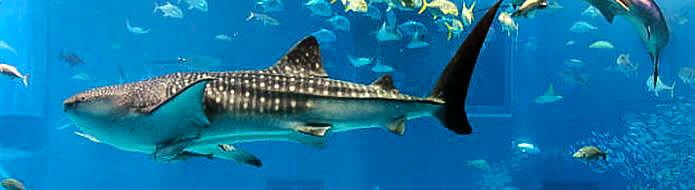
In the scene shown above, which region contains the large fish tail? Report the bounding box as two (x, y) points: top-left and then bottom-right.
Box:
(429, 0), (502, 135)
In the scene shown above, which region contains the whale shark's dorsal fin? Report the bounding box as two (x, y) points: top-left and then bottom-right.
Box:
(543, 84), (556, 96)
(143, 78), (214, 126)
(266, 36), (329, 77)
(370, 75), (397, 92)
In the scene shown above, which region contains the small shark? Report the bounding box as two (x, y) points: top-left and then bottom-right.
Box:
(63, 0), (504, 167)
(534, 83), (562, 104)
(582, 0), (669, 87)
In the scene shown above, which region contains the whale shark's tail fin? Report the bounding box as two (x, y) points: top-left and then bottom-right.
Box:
(429, 0), (502, 135)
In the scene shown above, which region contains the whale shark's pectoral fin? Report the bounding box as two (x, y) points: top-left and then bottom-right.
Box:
(189, 144), (262, 167)
(143, 78), (214, 127)
(294, 123), (332, 137)
(152, 135), (201, 162)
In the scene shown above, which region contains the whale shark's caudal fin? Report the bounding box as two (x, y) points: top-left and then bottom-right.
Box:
(429, 0), (502, 135)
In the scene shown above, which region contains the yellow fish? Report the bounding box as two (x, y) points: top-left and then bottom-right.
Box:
(345, 0), (368, 13)
(444, 19), (464, 40)
(419, 0), (458, 16)
(461, 1), (475, 26)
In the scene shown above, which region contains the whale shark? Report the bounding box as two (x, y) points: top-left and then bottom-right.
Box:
(62, 0), (504, 167)
(582, 0), (669, 87)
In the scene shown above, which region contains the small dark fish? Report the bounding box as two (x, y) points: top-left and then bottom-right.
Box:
(60, 51), (85, 67)
(1, 178), (26, 190)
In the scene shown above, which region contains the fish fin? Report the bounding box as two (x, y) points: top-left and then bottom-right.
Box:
(386, 116), (406, 136)
(543, 83), (555, 96)
(266, 36), (328, 77)
(143, 78), (213, 127)
(189, 144), (262, 167)
(670, 81), (676, 98)
(22, 74), (29, 87)
(294, 123), (332, 137)
(444, 23), (453, 40)
(153, 2), (159, 14)
(429, 0), (502, 135)
(589, 1), (619, 23)
(74, 131), (101, 143)
(370, 75), (398, 92)
(418, 0), (428, 14)
(152, 135), (201, 162)
(246, 12), (255, 21)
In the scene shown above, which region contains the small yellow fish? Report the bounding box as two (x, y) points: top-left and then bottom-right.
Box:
(461, 1), (475, 26)
(345, 0), (368, 13)
(331, 0), (336, 4)
(419, 0), (458, 16)
(444, 19), (464, 40)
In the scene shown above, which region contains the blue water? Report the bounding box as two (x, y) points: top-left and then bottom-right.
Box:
(1, 0), (694, 189)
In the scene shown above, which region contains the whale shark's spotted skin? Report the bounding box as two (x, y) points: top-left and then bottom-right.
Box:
(159, 71), (441, 117)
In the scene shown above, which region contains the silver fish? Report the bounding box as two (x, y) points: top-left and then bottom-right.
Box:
(0, 63), (29, 86)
